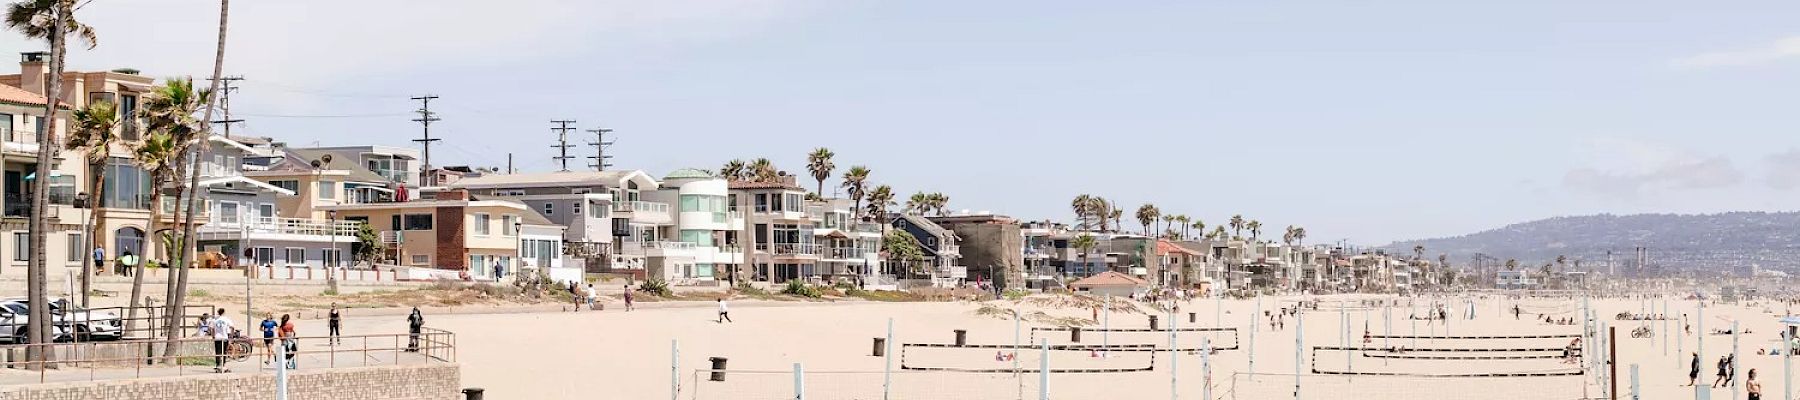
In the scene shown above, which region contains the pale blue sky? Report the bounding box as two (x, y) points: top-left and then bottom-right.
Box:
(10, 0), (1800, 244)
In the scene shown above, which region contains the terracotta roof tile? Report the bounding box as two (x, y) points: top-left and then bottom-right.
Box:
(0, 84), (54, 107)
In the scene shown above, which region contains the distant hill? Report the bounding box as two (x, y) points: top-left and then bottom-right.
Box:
(1383, 212), (1800, 273)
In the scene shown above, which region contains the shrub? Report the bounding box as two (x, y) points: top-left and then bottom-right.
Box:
(1002, 288), (1031, 301)
(321, 288), (339, 296)
(638, 279), (673, 297)
(832, 281), (857, 290)
(187, 289), (211, 298)
(735, 282), (768, 296)
(781, 280), (822, 298)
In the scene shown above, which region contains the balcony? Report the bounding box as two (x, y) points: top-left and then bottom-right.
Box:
(197, 217), (360, 242)
(198, 162), (241, 178)
(620, 241), (698, 257)
(824, 247), (872, 261)
(2, 192), (72, 218)
(611, 201), (672, 225)
(754, 243), (820, 257)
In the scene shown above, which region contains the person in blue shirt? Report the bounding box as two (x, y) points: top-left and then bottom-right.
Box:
(260, 314), (278, 365)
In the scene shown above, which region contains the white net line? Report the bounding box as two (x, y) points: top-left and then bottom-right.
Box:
(1228, 372), (1591, 400)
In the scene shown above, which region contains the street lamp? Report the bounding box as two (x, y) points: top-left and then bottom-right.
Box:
(327, 209), (339, 294)
(512, 220), (523, 282)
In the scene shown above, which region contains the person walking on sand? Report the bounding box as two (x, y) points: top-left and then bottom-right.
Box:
(623, 285), (635, 311)
(1747, 369), (1762, 400)
(1688, 353), (1700, 386)
(407, 307), (424, 352)
(585, 283), (598, 310)
(1713, 355), (1730, 388)
(209, 308), (234, 373)
(716, 298), (733, 323)
(328, 303), (343, 345)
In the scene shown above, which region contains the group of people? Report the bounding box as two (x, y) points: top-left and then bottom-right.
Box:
(1686, 352), (1764, 399)
(565, 282), (639, 312)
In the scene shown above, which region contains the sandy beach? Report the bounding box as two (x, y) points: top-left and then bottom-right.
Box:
(275, 293), (1795, 400)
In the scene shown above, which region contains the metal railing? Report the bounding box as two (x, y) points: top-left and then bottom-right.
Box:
(754, 243), (820, 256)
(825, 247), (871, 260)
(0, 328), (454, 384)
(201, 217), (360, 237)
(611, 201), (670, 214)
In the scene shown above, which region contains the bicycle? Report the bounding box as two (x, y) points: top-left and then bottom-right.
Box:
(225, 330), (255, 362)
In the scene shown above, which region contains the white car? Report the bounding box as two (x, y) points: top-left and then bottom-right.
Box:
(45, 298), (123, 341)
(0, 299), (77, 343)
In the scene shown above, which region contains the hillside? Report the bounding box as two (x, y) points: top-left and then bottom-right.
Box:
(1383, 212), (1800, 272)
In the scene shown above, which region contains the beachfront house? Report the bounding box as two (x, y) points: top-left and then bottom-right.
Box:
(731, 177), (820, 283)
(320, 189), (536, 278)
(890, 212), (964, 287)
(195, 136), (357, 268)
(448, 170), (656, 274)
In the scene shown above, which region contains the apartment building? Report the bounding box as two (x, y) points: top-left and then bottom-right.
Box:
(285, 145), (419, 203)
(320, 189), (560, 278)
(630, 168), (744, 284)
(0, 53), (158, 271)
(730, 178), (819, 283)
(449, 169), (659, 274)
(0, 81), (84, 274)
(195, 136), (357, 268)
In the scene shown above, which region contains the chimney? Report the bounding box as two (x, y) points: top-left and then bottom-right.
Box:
(19, 52), (48, 96)
(434, 189), (470, 201)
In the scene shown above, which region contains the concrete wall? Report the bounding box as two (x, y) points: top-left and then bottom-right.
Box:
(942, 223), (1023, 290)
(0, 364), (460, 400)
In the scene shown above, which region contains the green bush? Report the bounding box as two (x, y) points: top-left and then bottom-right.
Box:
(187, 289), (211, 298)
(638, 279), (673, 297)
(832, 281), (858, 290)
(735, 282), (768, 296)
(1002, 288), (1031, 301)
(781, 280), (822, 298)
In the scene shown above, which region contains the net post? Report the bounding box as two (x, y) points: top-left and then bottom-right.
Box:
(670, 339), (679, 400)
(1731, 321), (1740, 400)
(1697, 301), (1708, 400)
(793, 362), (804, 400)
(1202, 340), (1212, 400)
(1249, 295), (1260, 373)
(884, 318), (893, 400)
(1169, 305), (1177, 400)
(1015, 311), (1022, 400)
(1630, 363), (1640, 400)
(1295, 304), (1303, 400)
(1040, 338), (1050, 400)
(1610, 325), (1618, 400)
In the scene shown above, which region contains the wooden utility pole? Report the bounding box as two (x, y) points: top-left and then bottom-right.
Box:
(411, 95), (441, 186)
(551, 120), (577, 171)
(586, 127), (613, 171)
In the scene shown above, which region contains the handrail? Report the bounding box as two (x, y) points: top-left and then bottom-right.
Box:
(0, 329), (455, 384)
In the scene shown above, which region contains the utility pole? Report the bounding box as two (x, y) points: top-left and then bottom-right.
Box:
(586, 126), (614, 171)
(551, 120), (577, 171)
(207, 76), (245, 138)
(506, 153), (514, 174)
(411, 95), (441, 186)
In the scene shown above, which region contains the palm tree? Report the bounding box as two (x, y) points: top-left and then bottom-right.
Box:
(1246, 220), (1262, 241)
(1070, 194), (1096, 230)
(1282, 225), (1297, 246)
(906, 191), (929, 215)
(139, 78), (210, 350)
(1412, 245), (1425, 262)
(1189, 220), (1205, 240)
(175, 0), (233, 351)
(719, 159), (748, 181)
(840, 166), (870, 218)
(6, 0), (97, 357)
(1291, 226), (1307, 246)
(1160, 215), (1176, 238)
(1229, 215), (1245, 239)
(1107, 207), (1122, 233)
(123, 131), (177, 338)
(1210, 226), (1227, 240)
(1135, 204), (1159, 236)
(864, 184), (895, 222)
(66, 100), (119, 307)
(748, 158), (778, 183)
(928, 192), (949, 216)
(1071, 233), (1097, 276)
(805, 147), (834, 197)
(1174, 215), (1191, 239)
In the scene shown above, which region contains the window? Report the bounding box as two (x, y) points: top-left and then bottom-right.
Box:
(321, 249), (340, 267)
(285, 248), (305, 266)
(542, 202), (554, 215)
(102, 159), (153, 209)
(269, 180), (299, 192)
(587, 202), (607, 218)
(48, 175), (74, 205)
(495, 189), (525, 196)
(256, 204), (276, 223)
(317, 180), (337, 200)
(218, 202), (239, 223)
(403, 214), (433, 230)
(502, 215), (517, 236)
(474, 213), (491, 236)
(783, 193), (802, 212)
(66, 233), (82, 262)
(679, 230), (715, 247)
(410, 254), (429, 265)
(571, 201), (581, 216)
(573, 188), (590, 194)
(254, 247), (275, 266)
(13, 233), (25, 261)
(0, 113), (12, 141)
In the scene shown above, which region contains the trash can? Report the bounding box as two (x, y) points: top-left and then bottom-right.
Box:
(1189, 312), (1196, 324)
(1150, 315), (1159, 330)
(954, 329), (967, 346)
(461, 388), (484, 400)
(708, 357), (729, 382)
(872, 338), (885, 357)
(1071, 326), (1082, 343)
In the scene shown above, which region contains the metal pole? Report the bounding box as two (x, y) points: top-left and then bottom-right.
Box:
(1202, 340), (1212, 400)
(884, 318), (893, 400)
(1039, 338), (1050, 400)
(1015, 311), (1022, 400)
(793, 362), (805, 400)
(1249, 295), (1260, 373)
(1783, 337), (1791, 400)
(1295, 305), (1303, 400)
(670, 339), (679, 400)
(275, 338), (288, 400)
(1697, 302), (1707, 400)
(1343, 302), (1351, 373)
(1610, 325), (1618, 400)
(1662, 298), (1668, 357)
(1630, 363), (1639, 400)
(1169, 305), (1177, 400)
(1411, 298), (1418, 348)
(1732, 321), (1740, 400)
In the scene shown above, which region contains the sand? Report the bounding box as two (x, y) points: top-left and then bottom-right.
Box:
(285, 294), (1796, 400)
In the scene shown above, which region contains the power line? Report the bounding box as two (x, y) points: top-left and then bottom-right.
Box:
(411, 95), (442, 186)
(207, 75), (245, 138)
(550, 120), (577, 172)
(231, 112), (412, 119)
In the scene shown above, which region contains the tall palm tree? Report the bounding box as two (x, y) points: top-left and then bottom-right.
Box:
(1229, 215), (1245, 239)
(174, 0), (233, 352)
(1210, 226), (1227, 240)
(748, 158), (778, 183)
(1174, 215), (1190, 239)
(864, 184), (894, 222)
(927, 192), (949, 216)
(139, 78), (210, 350)
(1283, 225), (1297, 246)
(1070, 194), (1095, 230)
(1291, 226), (1307, 246)
(1071, 233), (1097, 276)
(6, 0), (97, 357)
(124, 131), (177, 337)
(719, 159), (748, 181)
(840, 166), (870, 218)
(805, 147), (834, 197)
(1160, 215), (1176, 238)
(1246, 220), (1262, 241)
(66, 100), (118, 307)
(905, 191), (929, 215)
(1412, 245), (1425, 262)
(1107, 207), (1122, 233)
(1189, 220), (1205, 240)
(1135, 204), (1159, 237)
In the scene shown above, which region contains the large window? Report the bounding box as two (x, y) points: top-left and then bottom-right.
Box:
(48, 175), (74, 204)
(502, 215), (517, 236)
(285, 248), (305, 266)
(473, 213), (491, 236)
(12, 233), (25, 261)
(0, 113), (12, 141)
(253, 247), (274, 266)
(317, 180), (337, 200)
(269, 180), (299, 192)
(66, 233), (82, 262)
(783, 193), (803, 212)
(410, 254), (429, 265)
(403, 214), (433, 230)
(217, 202), (239, 223)
(102, 158), (153, 209)
(679, 230), (715, 247)
(322, 249), (340, 267)
(587, 203), (607, 218)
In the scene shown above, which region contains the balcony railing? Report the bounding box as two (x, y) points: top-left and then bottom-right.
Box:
(203, 217), (360, 237)
(611, 201), (670, 214)
(198, 162), (241, 178)
(2, 192), (75, 217)
(754, 243), (819, 256)
(825, 247), (871, 260)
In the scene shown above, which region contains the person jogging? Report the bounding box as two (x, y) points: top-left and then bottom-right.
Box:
(279, 314), (297, 369)
(328, 303), (342, 345)
(260, 314), (278, 365)
(407, 308), (424, 352)
(210, 308), (234, 373)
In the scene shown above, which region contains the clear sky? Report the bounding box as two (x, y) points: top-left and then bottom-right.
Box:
(6, 0), (1800, 244)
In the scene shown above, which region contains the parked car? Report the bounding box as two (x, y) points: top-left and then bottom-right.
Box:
(45, 298), (123, 341)
(0, 299), (74, 343)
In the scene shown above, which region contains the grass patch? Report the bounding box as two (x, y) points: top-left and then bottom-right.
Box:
(187, 289), (211, 298)
(845, 288), (923, 302)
